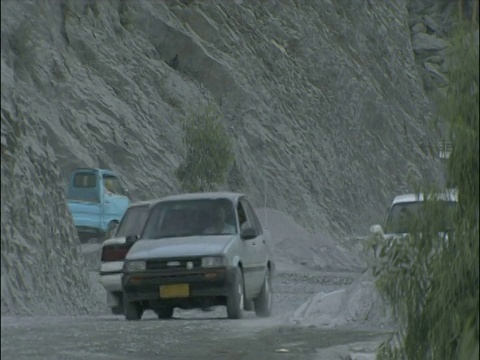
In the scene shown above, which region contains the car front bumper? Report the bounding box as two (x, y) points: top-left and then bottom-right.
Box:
(122, 267), (236, 303)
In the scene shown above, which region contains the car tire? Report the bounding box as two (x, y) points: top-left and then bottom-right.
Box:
(254, 269), (273, 318)
(226, 267), (244, 319)
(124, 295), (143, 321)
(155, 307), (174, 319)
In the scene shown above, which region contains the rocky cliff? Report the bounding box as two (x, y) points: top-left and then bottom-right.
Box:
(1, 0), (443, 315)
(406, 0), (479, 135)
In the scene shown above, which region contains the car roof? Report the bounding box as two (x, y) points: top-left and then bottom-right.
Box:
(159, 192), (245, 203)
(128, 198), (165, 208)
(392, 190), (458, 205)
(73, 168), (116, 175)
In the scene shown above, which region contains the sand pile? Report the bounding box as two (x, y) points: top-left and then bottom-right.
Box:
(256, 208), (366, 272)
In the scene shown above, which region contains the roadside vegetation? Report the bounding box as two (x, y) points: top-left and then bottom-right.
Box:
(373, 13), (479, 360)
(175, 104), (234, 192)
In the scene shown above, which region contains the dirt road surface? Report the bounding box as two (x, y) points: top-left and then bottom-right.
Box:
(1, 269), (390, 360)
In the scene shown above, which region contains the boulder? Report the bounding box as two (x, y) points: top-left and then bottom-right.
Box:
(412, 32), (448, 53)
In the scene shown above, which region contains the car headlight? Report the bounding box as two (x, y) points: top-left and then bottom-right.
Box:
(201, 256), (227, 268)
(124, 260), (146, 272)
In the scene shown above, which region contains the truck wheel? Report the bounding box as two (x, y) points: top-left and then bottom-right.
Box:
(123, 294), (143, 321)
(78, 232), (90, 244)
(254, 269), (273, 317)
(226, 267), (244, 319)
(244, 299), (254, 311)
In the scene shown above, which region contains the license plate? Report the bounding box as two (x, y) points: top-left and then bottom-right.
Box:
(160, 284), (190, 298)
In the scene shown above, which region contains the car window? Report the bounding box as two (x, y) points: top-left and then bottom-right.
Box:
(238, 199), (258, 235)
(141, 199), (238, 239)
(103, 175), (124, 195)
(68, 171), (100, 203)
(236, 201), (249, 229)
(384, 200), (456, 234)
(73, 173), (96, 188)
(242, 199), (263, 235)
(115, 205), (150, 238)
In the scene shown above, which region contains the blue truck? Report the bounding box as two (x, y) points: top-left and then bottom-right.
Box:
(66, 168), (130, 243)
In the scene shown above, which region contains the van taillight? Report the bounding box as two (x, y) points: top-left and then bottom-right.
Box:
(101, 245), (130, 262)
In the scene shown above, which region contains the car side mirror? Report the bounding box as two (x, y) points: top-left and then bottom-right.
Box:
(240, 226), (257, 240)
(370, 224), (384, 236)
(126, 234), (139, 244)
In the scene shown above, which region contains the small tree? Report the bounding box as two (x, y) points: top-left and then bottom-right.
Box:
(373, 17), (479, 360)
(175, 104), (233, 192)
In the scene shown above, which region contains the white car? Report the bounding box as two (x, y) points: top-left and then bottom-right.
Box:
(121, 192), (275, 321)
(99, 199), (160, 314)
(369, 189), (458, 256)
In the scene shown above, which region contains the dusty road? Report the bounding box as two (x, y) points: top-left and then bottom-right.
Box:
(1, 270), (389, 360)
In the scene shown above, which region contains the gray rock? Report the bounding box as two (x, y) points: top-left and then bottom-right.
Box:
(408, 16), (422, 28)
(1, 0), (443, 315)
(423, 15), (439, 32)
(411, 22), (427, 34)
(424, 54), (444, 64)
(424, 62), (449, 86)
(412, 33), (448, 53)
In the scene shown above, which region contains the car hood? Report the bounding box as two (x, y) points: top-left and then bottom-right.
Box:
(126, 235), (237, 260)
(384, 231), (451, 239)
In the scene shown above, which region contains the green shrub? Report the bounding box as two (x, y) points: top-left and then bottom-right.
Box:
(175, 104), (234, 192)
(374, 19), (479, 360)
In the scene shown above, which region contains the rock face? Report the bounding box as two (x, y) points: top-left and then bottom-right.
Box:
(1, 0), (443, 315)
(0, 100), (104, 315)
(412, 32), (448, 53)
(406, 0), (478, 108)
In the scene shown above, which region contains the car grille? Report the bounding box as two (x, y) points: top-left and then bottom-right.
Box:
(146, 258), (202, 270)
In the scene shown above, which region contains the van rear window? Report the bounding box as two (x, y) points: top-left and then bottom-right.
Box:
(73, 173), (97, 188)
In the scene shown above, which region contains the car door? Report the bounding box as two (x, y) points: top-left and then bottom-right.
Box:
(101, 174), (130, 230)
(243, 199), (268, 278)
(236, 200), (258, 299)
(238, 198), (265, 296)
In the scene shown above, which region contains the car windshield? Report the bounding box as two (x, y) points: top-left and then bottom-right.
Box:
(115, 205), (150, 238)
(384, 200), (457, 234)
(141, 198), (238, 239)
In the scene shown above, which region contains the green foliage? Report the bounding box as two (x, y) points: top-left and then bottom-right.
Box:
(175, 104), (233, 193)
(119, 0), (134, 32)
(372, 20), (479, 360)
(10, 21), (36, 79)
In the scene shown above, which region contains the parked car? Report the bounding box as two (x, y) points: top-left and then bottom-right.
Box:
(121, 192), (275, 321)
(99, 199), (160, 315)
(370, 190), (458, 256)
(66, 168), (130, 242)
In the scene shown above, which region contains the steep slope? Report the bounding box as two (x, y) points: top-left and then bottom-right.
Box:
(1, 0), (442, 315)
(0, 100), (104, 315)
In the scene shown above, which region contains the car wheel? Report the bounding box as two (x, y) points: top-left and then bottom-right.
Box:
(226, 267), (244, 319)
(254, 269), (273, 318)
(155, 307), (174, 319)
(123, 294), (143, 321)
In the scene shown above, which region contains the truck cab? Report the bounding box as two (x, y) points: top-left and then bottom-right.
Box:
(66, 168), (130, 242)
